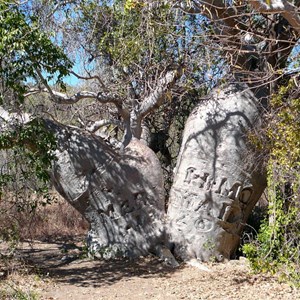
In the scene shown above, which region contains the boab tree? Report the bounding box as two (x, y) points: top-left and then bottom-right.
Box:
(0, 0), (209, 260)
(1, 0), (300, 263)
(168, 0), (300, 261)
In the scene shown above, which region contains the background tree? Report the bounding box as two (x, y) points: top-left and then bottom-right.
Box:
(0, 0), (72, 204)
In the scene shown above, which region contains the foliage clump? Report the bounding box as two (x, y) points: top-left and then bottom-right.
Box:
(0, 119), (57, 206)
(0, 0), (74, 211)
(0, 119), (57, 249)
(243, 80), (300, 287)
(0, 1), (72, 104)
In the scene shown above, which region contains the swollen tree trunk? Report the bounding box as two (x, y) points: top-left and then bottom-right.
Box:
(45, 121), (165, 259)
(0, 81), (269, 263)
(167, 82), (267, 262)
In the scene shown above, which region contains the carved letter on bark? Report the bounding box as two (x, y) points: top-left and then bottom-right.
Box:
(45, 121), (165, 259)
(167, 83), (267, 262)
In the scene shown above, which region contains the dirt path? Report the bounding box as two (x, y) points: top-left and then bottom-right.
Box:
(1, 240), (300, 300)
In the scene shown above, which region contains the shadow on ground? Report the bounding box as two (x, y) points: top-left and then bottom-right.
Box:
(15, 239), (180, 288)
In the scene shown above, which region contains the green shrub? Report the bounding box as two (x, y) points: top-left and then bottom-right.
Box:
(243, 80), (300, 287)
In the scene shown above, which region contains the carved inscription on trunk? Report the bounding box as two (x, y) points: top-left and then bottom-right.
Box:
(168, 83), (267, 262)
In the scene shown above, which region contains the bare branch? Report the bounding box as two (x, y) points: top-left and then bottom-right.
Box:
(34, 67), (58, 100)
(87, 119), (123, 133)
(140, 68), (182, 117)
(32, 59), (111, 104)
(93, 130), (122, 150)
(192, 0), (246, 33)
(173, 2), (203, 14)
(46, 0), (76, 18)
(96, 92), (124, 106)
(24, 88), (42, 98)
(46, 89), (98, 104)
(195, 0), (300, 36)
(70, 70), (107, 90)
(29, 85), (123, 106)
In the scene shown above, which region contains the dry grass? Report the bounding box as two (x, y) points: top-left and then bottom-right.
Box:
(0, 192), (89, 299)
(0, 263), (47, 300)
(0, 192), (89, 243)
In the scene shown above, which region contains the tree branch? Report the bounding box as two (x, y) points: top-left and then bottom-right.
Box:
(86, 119), (123, 133)
(0, 106), (31, 129)
(24, 88), (42, 98)
(32, 58), (119, 105)
(249, 0), (300, 35)
(28, 85), (122, 107)
(140, 68), (182, 118)
(192, 0), (246, 33)
(192, 0), (300, 39)
(34, 66), (58, 100)
(46, 89), (98, 104)
(173, 2), (203, 14)
(70, 70), (107, 90)
(46, 0), (77, 18)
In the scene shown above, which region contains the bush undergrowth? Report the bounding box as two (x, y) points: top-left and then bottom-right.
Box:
(243, 80), (300, 287)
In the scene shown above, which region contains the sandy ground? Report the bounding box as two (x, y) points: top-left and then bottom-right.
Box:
(1, 240), (299, 300)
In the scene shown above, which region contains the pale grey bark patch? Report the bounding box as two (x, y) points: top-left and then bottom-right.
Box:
(167, 83), (267, 262)
(46, 121), (165, 259)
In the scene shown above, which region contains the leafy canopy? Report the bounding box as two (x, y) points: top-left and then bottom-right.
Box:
(0, 0), (72, 103)
(0, 1), (73, 207)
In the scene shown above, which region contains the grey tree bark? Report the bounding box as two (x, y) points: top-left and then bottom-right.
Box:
(0, 83), (270, 263)
(0, 82), (269, 263)
(45, 120), (166, 259)
(166, 0), (300, 262)
(167, 82), (267, 262)
(41, 82), (267, 262)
